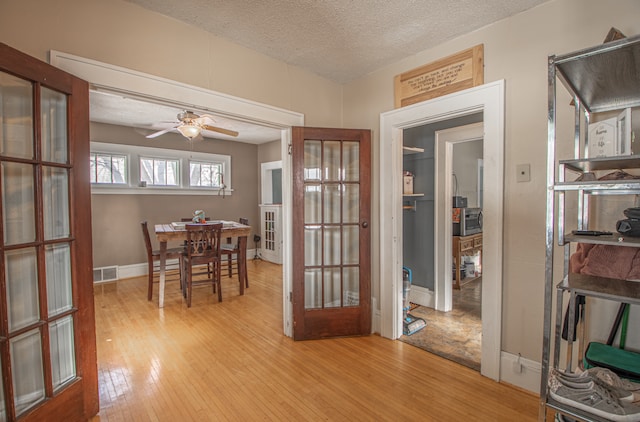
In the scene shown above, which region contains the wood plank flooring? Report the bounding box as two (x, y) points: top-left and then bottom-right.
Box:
(92, 260), (540, 421)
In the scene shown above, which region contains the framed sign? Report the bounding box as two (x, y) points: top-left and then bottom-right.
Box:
(394, 44), (484, 108)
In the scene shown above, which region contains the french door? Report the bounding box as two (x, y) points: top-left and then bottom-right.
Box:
(0, 43), (97, 420)
(292, 127), (371, 340)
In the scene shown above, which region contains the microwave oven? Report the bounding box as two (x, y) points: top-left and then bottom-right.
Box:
(453, 207), (483, 236)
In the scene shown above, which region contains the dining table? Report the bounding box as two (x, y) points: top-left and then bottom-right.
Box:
(154, 220), (252, 308)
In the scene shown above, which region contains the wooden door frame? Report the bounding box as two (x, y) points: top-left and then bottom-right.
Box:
(379, 81), (505, 381)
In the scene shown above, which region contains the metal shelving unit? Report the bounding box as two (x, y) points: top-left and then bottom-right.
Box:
(540, 34), (640, 421)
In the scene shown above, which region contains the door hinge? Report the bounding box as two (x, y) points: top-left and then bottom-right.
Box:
(288, 144), (292, 155)
(289, 291), (292, 302)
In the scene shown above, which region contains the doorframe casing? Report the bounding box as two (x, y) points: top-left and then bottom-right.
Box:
(379, 80), (504, 381)
(434, 123), (484, 313)
(48, 51), (304, 337)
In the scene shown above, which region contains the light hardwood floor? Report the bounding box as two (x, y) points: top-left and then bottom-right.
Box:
(92, 259), (540, 421)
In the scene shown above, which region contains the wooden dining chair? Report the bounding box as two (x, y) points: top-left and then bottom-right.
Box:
(181, 223), (223, 307)
(141, 221), (184, 301)
(220, 217), (249, 288)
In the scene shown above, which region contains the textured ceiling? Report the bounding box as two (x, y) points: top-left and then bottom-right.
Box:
(124, 0), (549, 83)
(95, 0), (550, 143)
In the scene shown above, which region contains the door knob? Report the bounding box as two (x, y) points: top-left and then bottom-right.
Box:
(362, 221), (368, 228)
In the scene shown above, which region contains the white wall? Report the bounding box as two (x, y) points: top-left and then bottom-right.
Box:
(343, 0), (640, 363)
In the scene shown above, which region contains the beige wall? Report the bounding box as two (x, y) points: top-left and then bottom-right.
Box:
(257, 140), (283, 205)
(342, 0), (640, 361)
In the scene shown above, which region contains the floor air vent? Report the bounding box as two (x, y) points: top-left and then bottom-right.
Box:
(93, 266), (118, 283)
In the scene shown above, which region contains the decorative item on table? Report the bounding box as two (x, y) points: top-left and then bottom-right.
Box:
(192, 210), (206, 223)
(403, 171), (414, 194)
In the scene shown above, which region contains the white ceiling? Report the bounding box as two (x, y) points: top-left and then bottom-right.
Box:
(92, 0), (550, 144)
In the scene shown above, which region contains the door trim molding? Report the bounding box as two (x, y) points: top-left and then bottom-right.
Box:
(434, 123), (483, 312)
(379, 80), (504, 381)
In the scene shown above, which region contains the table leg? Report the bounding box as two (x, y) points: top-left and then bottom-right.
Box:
(238, 236), (247, 295)
(159, 240), (167, 308)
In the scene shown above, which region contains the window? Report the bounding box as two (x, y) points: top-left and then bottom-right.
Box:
(140, 157), (179, 186)
(90, 142), (232, 195)
(89, 153), (126, 184)
(190, 161), (223, 187)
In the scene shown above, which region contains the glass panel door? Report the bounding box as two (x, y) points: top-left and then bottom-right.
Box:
(292, 127), (371, 340)
(0, 42), (97, 421)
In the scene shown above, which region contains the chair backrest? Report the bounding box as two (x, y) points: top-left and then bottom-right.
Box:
(185, 223), (223, 260)
(141, 221), (153, 259)
(227, 218), (249, 244)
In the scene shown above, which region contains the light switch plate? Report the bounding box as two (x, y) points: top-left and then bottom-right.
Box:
(516, 164), (530, 182)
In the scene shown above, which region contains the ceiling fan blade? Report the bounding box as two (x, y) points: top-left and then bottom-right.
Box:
(145, 124), (179, 139)
(201, 124), (239, 137)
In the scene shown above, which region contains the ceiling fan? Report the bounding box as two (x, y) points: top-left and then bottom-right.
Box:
(145, 111), (239, 140)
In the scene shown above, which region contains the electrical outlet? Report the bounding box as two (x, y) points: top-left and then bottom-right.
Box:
(516, 164), (530, 182)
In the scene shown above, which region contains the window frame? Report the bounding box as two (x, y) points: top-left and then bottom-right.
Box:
(90, 142), (232, 195)
(188, 160), (225, 189)
(89, 152), (128, 185)
(139, 156), (180, 187)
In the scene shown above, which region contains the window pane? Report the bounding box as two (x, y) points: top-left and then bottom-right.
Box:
(96, 155), (113, 183)
(344, 267), (359, 306)
(304, 269), (322, 309)
(41, 87), (67, 163)
(154, 160), (166, 184)
(304, 140), (321, 181)
(324, 184), (341, 224)
(324, 227), (341, 266)
(324, 268), (341, 308)
(111, 156), (126, 183)
(343, 141), (359, 182)
(304, 226), (321, 266)
(49, 315), (76, 390)
(46, 243), (73, 316)
(43, 166), (69, 240)
(166, 160), (177, 185)
(5, 248), (39, 332)
(89, 154), (96, 183)
(2, 162), (35, 245)
(323, 141), (341, 181)
(0, 71), (33, 159)
(11, 329), (45, 416)
(140, 158), (153, 184)
(190, 162), (202, 186)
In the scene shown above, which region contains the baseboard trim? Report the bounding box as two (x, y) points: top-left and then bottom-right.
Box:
(409, 285), (434, 308)
(96, 249), (256, 282)
(500, 351), (541, 394)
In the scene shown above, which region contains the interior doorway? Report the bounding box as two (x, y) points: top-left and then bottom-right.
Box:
(379, 81), (504, 381)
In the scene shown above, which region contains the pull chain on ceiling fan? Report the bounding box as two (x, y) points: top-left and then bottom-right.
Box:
(145, 111), (239, 141)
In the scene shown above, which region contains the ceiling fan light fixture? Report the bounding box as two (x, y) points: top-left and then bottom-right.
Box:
(177, 123), (201, 140)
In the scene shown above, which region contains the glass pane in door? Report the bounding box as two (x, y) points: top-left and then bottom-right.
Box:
(41, 87), (67, 163)
(42, 166), (70, 240)
(303, 138), (361, 310)
(5, 248), (39, 332)
(0, 71), (33, 159)
(46, 243), (73, 316)
(2, 162), (35, 245)
(11, 329), (45, 415)
(49, 315), (76, 390)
